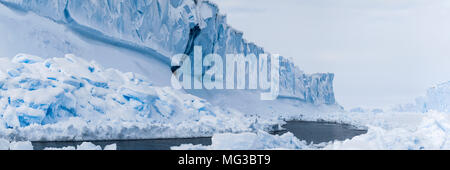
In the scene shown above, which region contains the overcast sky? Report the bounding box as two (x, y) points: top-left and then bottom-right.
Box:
(210, 0), (450, 109)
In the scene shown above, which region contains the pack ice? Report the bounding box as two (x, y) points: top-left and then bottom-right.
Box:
(0, 54), (256, 141)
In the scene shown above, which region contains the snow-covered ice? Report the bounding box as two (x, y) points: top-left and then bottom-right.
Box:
(103, 143), (117, 150)
(75, 142), (102, 150)
(0, 54), (258, 141)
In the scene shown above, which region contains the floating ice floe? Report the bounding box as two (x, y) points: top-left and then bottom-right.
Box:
(172, 130), (314, 150)
(0, 139), (33, 150)
(44, 142), (116, 150)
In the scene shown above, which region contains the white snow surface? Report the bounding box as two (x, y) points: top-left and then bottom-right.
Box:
(0, 54), (257, 141)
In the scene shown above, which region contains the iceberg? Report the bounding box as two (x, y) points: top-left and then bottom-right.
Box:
(416, 81), (450, 113)
(393, 81), (450, 113)
(0, 0), (337, 116)
(0, 54), (258, 141)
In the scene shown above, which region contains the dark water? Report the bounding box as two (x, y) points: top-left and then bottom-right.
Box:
(32, 137), (212, 150)
(272, 121), (367, 144)
(32, 121), (367, 150)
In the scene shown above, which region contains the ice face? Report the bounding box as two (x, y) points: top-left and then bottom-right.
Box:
(0, 0), (336, 106)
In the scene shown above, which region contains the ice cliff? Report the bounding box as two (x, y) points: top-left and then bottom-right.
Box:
(0, 0), (336, 106)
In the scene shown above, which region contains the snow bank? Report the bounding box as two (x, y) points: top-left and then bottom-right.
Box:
(172, 130), (312, 150)
(0, 54), (256, 141)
